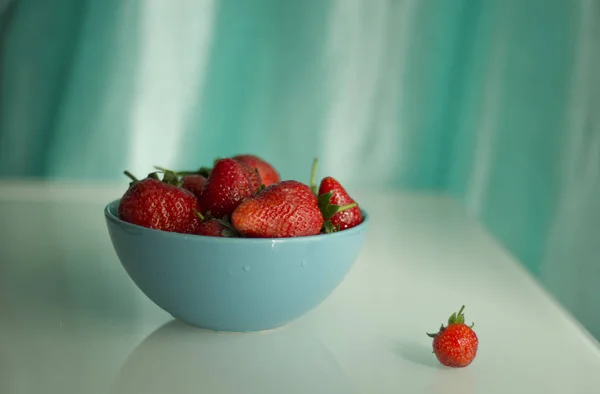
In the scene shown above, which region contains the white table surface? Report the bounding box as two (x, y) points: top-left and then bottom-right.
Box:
(1, 181), (599, 394)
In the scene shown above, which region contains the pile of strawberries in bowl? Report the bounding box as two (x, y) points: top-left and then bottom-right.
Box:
(105, 154), (368, 332)
(118, 154), (364, 239)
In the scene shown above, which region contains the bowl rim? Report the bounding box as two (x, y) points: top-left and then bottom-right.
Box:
(105, 199), (369, 244)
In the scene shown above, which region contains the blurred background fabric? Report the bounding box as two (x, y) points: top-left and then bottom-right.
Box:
(0, 0), (599, 337)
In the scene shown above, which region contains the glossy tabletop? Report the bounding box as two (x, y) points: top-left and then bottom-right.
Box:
(1, 181), (599, 394)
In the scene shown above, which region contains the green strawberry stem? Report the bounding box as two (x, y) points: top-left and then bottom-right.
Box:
(310, 158), (318, 195)
(338, 202), (357, 212)
(123, 171), (139, 183)
(153, 165), (184, 176)
(172, 171), (194, 176)
(193, 209), (205, 221)
(123, 170), (141, 188)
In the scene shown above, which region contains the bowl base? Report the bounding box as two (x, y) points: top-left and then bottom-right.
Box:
(171, 315), (291, 335)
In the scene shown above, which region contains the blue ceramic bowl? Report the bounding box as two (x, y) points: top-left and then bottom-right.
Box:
(104, 200), (368, 332)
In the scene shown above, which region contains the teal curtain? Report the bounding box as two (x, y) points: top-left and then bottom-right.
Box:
(1, 0), (599, 337)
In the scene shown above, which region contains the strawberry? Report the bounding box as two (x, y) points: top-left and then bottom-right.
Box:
(238, 160), (263, 194)
(154, 166), (212, 200)
(231, 180), (323, 238)
(181, 175), (207, 199)
(195, 219), (235, 237)
(233, 154), (280, 187)
(119, 171), (201, 233)
(198, 158), (261, 218)
(318, 177), (363, 233)
(193, 212), (238, 237)
(308, 159), (362, 233)
(427, 306), (479, 368)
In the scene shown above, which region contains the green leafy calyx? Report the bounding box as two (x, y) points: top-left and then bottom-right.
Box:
(194, 209), (205, 221)
(318, 191), (357, 219)
(322, 220), (339, 234)
(160, 170), (183, 187)
(426, 305), (474, 338)
(154, 165), (212, 178)
(318, 191), (357, 233)
(124, 170), (179, 188)
(195, 211), (241, 238)
(214, 217), (240, 238)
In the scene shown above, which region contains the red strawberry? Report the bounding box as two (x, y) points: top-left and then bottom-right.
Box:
(233, 154), (280, 187)
(153, 165), (211, 200)
(181, 175), (207, 199)
(119, 171), (201, 233)
(231, 180), (323, 238)
(194, 218), (238, 237)
(238, 160), (262, 193)
(199, 158), (260, 218)
(427, 306), (479, 368)
(318, 177), (363, 232)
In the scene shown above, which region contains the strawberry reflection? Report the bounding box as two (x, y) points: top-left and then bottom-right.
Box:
(112, 320), (354, 394)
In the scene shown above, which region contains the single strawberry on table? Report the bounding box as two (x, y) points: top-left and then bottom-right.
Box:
(233, 154), (280, 187)
(199, 158), (262, 219)
(427, 305), (479, 368)
(119, 170), (201, 234)
(231, 180), (323, 238)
